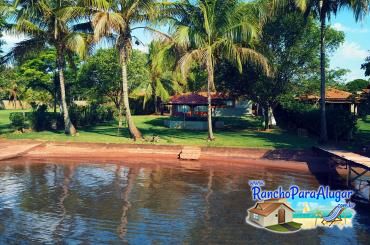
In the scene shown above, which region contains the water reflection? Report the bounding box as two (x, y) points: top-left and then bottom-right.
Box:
(0, 161), (368, 244)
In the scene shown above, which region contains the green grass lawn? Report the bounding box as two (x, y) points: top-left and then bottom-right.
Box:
(0, 109), (318, 149)
(266, 222), (302, 233)
(355, 116), (370, 146)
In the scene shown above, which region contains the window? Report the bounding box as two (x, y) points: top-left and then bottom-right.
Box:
(195, 106), (207, 112)
(225, 100), (234, 107)
(253, 213), (259, 221)
(177, 105), (190, 113)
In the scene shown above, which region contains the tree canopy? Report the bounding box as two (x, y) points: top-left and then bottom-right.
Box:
(78, 48), (150, 109)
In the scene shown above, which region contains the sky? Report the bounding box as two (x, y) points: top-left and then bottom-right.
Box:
(329, 9), (369, 82)
(1, 9), (369, 83)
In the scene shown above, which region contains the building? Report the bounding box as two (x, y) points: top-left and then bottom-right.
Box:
(162, 92), (252, 117)
(299, 88), (359, 115)
(248, 199), (295, 227)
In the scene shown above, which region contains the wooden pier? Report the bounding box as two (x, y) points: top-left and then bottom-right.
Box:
(314, 147), (370, 202)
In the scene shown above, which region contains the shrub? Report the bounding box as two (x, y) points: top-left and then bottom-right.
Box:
(29, 105), (48, 131)
(9, 103), (115, 132)
(69, 103), (115, 127)
(274, 102), (357, 141)
(9, 112), (26, 131)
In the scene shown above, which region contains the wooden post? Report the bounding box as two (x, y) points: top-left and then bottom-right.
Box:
(346, 164), (351, 187)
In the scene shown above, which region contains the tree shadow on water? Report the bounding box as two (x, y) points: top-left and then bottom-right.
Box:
(262, 148), (348, 189)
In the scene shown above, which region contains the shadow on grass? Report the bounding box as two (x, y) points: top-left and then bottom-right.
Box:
(143, 116), (261, 130)
(0, 124), (12, 135)
(1, 116), (318, 149)
(72, 117), (318, 148)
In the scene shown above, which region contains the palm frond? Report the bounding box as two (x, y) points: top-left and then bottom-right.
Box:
(178, 48), (206, 79)
(235, 46), (271, 76)
(65, 32), (90, 59)
(0, 37), (46, 64)
(6, 18), (44, 36)
(92, 12), (124, 42)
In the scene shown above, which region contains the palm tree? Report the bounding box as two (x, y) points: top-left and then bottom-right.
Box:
(314, 209), (323, 226)
(171, 0), (270, 140)
(132, 40), (178, 113)
(1, 0), (90, 135)
(290, 0), (369, 143)
(88, 0), (169, 140)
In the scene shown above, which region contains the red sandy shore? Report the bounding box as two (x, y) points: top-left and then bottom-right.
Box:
(0, 139), (329, 173)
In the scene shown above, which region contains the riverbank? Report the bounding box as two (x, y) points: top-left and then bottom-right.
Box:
(0, 139), (328, 173)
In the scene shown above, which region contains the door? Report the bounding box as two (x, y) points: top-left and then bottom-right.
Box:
(278, 208), (285, 224)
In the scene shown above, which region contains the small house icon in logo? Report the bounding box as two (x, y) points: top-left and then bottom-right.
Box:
(247, 198), (295, 227)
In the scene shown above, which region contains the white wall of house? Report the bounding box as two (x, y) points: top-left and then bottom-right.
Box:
(249, 212), (265, 227)
(263, 205), (293, 227)
(249, 204), (293, 227)
(214, 99), (253, 117)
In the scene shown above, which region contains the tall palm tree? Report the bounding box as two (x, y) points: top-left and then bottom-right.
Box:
(171, 0), (270, 140)
(87, 0), (169, 140)
(290, 0), (369, 143)
(1, 0), (90, 135)
(132, 40), (178, 113)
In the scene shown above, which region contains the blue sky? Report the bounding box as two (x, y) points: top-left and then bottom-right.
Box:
(329, 9), (369, 81)
(1, 9), (369, 82)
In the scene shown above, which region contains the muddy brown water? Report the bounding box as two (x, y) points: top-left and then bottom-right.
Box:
(0, 158), (369, 244)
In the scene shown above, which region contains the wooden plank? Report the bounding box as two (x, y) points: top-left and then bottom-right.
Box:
(315, 147), (370, 170)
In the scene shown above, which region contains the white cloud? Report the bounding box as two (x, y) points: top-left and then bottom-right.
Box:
(334, 41), (368, 60)
(332, 22), (369, 33)
(330, 41), (368, 81)
(1, 33), (28, 53)
(332, 23), (347, 31)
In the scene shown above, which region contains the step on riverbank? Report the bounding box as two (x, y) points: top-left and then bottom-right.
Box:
(0, 141), (42, 161)
(178, 146), (201, 160)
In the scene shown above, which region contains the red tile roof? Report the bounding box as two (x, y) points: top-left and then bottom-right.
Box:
(169, 92), (229, 105)
(326, 88), (353, 100)
(300, 88), (354, 101)
(248, 201), (294, 217)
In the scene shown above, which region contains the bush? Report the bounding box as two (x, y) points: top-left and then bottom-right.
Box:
(69, 103), (115, 127)
(29, 105), (48, 131)
(8, 104), (115, 132)
(9, 112), (26, 131)
(274, 102), (357, 141)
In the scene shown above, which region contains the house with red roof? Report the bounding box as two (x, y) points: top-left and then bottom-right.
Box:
(299, 88), (360, 114)
(162, 92), (252, 117)
(248, 199), (295, 227)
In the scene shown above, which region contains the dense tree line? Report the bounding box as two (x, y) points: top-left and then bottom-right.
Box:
(0, 0), (369, 142)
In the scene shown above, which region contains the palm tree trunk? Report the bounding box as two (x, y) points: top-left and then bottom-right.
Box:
(319, 17), (328, 143)
(120, 48), (142, 140)
(53, 72), (58, 113)
(153, 80), (158, 114)
(118, 89), (124, 128)
(264, 104), (270, 130)
(57, 46), (76, 135)
(118, 167), (137, 239)
(206, 53), (215, 141)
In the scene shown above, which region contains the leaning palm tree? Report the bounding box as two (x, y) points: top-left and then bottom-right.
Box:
(171, 0), (270, 140)
(287, 0), (370, 143)
(0, 0), (90, 135)
(88, 0), (169, 140)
